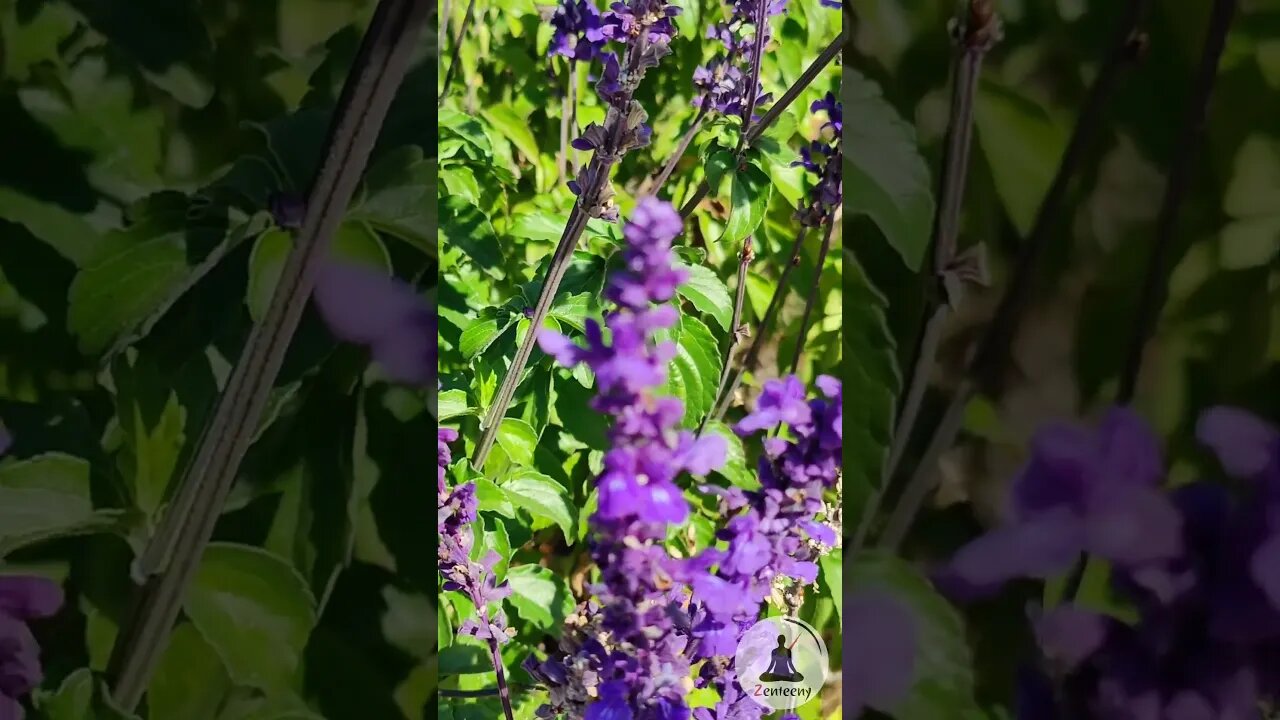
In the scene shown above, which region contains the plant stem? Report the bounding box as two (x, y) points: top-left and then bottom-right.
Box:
(651, 104), (709, 196)
(104, 1), (428, 709)
(735, 0), (769, 155)
(570, 62), (580, 174)
(881, 1), (993, 486)
(559, 61), (570, 180)
(473, 38), (659, 470)
(700, 235), (753, 435)
(481, 607), (516, 720)
(869, 0), (1155, 553)
(1117, 0), (1236, 404)
(788, 213), (837, 375)
(710, 225), (807, 422)
(679, 29), (845, 219)
(440, 0), (451, 51)
(439, 0), (476, 104)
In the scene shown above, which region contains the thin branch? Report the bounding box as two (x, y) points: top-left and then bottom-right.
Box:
(787, 213), (837, 375)
(439, 0), (477, 104)
(481, 608), (515, 720)
(570, 62), (580, 174)
(710, 225), (808, 422)
(735, 0), (769, 155)
(869, 0), (1157, 553)
(881, 0), (996, 487)
(105, 0), (429, 708)
(700, 236), (753, 435)
(1117, 0), (1236, 404)
(440, 0), (451, 51)
(650, 104), (709, 196)
(473, 38), (662, 469)
(559, 61), (570, 179)
(679, 29), (845, 219)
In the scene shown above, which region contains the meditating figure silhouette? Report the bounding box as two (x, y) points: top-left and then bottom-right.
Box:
(759, 634), (804, 682)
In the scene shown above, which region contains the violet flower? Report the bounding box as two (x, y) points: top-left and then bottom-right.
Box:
(312, 260), (434, 386)
(935, 407), (1183, 600)
(792, 94), (842, 227)
(686, 376), (842, 718)
(549, 0), (606, 61)
(690, 0), (785, 122)
(438, 428), (512, 640)
(0, 575), (65, 718)
(529, 198), (726, 720)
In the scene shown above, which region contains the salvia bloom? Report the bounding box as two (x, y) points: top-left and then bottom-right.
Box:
(683, 376), (841, 719)
(793, 92), (843, 227)
(567, 1), (681, 220)
(549, 0), (606, 61)
(691, 0), (786, 121)
(312, 259), (434, 386)
(437, 429), (513, 644)
(939, 406), (1280, 717)
(529, 199), (726, 720)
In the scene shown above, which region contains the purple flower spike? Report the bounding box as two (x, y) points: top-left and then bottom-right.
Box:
(312, 260), (433, 386)
(549, 0), (606, 62)
(0, 424), (10, 457)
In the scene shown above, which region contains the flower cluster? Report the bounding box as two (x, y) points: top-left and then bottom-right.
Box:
(528, 199), (726, 720)
(684, 376), (843, 719)
(311, 259), (434, 386)
(549, 0), (606, 61)
(0, 430), (66, 718)
(437, 428), (513, 644)
(793, 92), (842, 227)
(939, 406), (1280, 717)
(691, 0), (786, 120)
(568, 1), (680, 219)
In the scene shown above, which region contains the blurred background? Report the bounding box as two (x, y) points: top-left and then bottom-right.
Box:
(849, 0), (1280, 709)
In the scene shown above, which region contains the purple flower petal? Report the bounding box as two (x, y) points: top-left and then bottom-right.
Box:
(1034, 604), (1108, 670)
(1197, 406), (1279, 479)
(1084, 484), (1183, 566)
(1251, 531), (1280, 611)
(538, 328), (583, 367)
(0, 576), (63, 621)
(939, 509), (1084, 599)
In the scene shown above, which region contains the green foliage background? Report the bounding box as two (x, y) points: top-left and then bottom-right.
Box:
(0, 0), (437, 717)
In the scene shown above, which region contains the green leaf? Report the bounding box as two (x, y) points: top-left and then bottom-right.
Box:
(481, 105), (540, 166)
(381, 587), (437, 661)
(438, 389), (472, 420)
(820, 549), (843, 622)
(846, 70), (934, 270)
(676, 263), (734, 332)
(66, 221), (189, 355)
(348, 146), (435, 255)
(496, 418), (538, 466)
(843, 250), (901, 527)
(504, 564), (573, 634)
(502, 469), (575, 539)
(548, 292), (595, 333)
(0, 453), (121, 555)
(686, 687), (721, 709)
(460, 308), (515, 360)
(35, 668), (94, 720)
(723, 161), (772, 244)
(705, 149), (736, 192)
(185, 543), (318, 695)
(475, 476), (515, 517)
(0, 187), (100, 266)
(662, 315), (722, 427)
(974, 80), (1069, 236)
(1220, 135), (1280, 269)
(704, 420), (757, 489)
(852, 552), (977, 719)
(440, 196), (502, 271)
(248, 222), (390, 323)
(123, 390), (187, 518)
(149, 623), (231, 720)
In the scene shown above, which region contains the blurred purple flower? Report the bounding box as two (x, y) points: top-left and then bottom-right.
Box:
(0, 424), (10, 457)
(937, 407), (1182, 599)
(312, 259), (433, 386)
(0, 575), (63, 716)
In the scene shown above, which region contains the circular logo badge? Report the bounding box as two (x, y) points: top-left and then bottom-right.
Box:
(734, 615), (830, 711)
